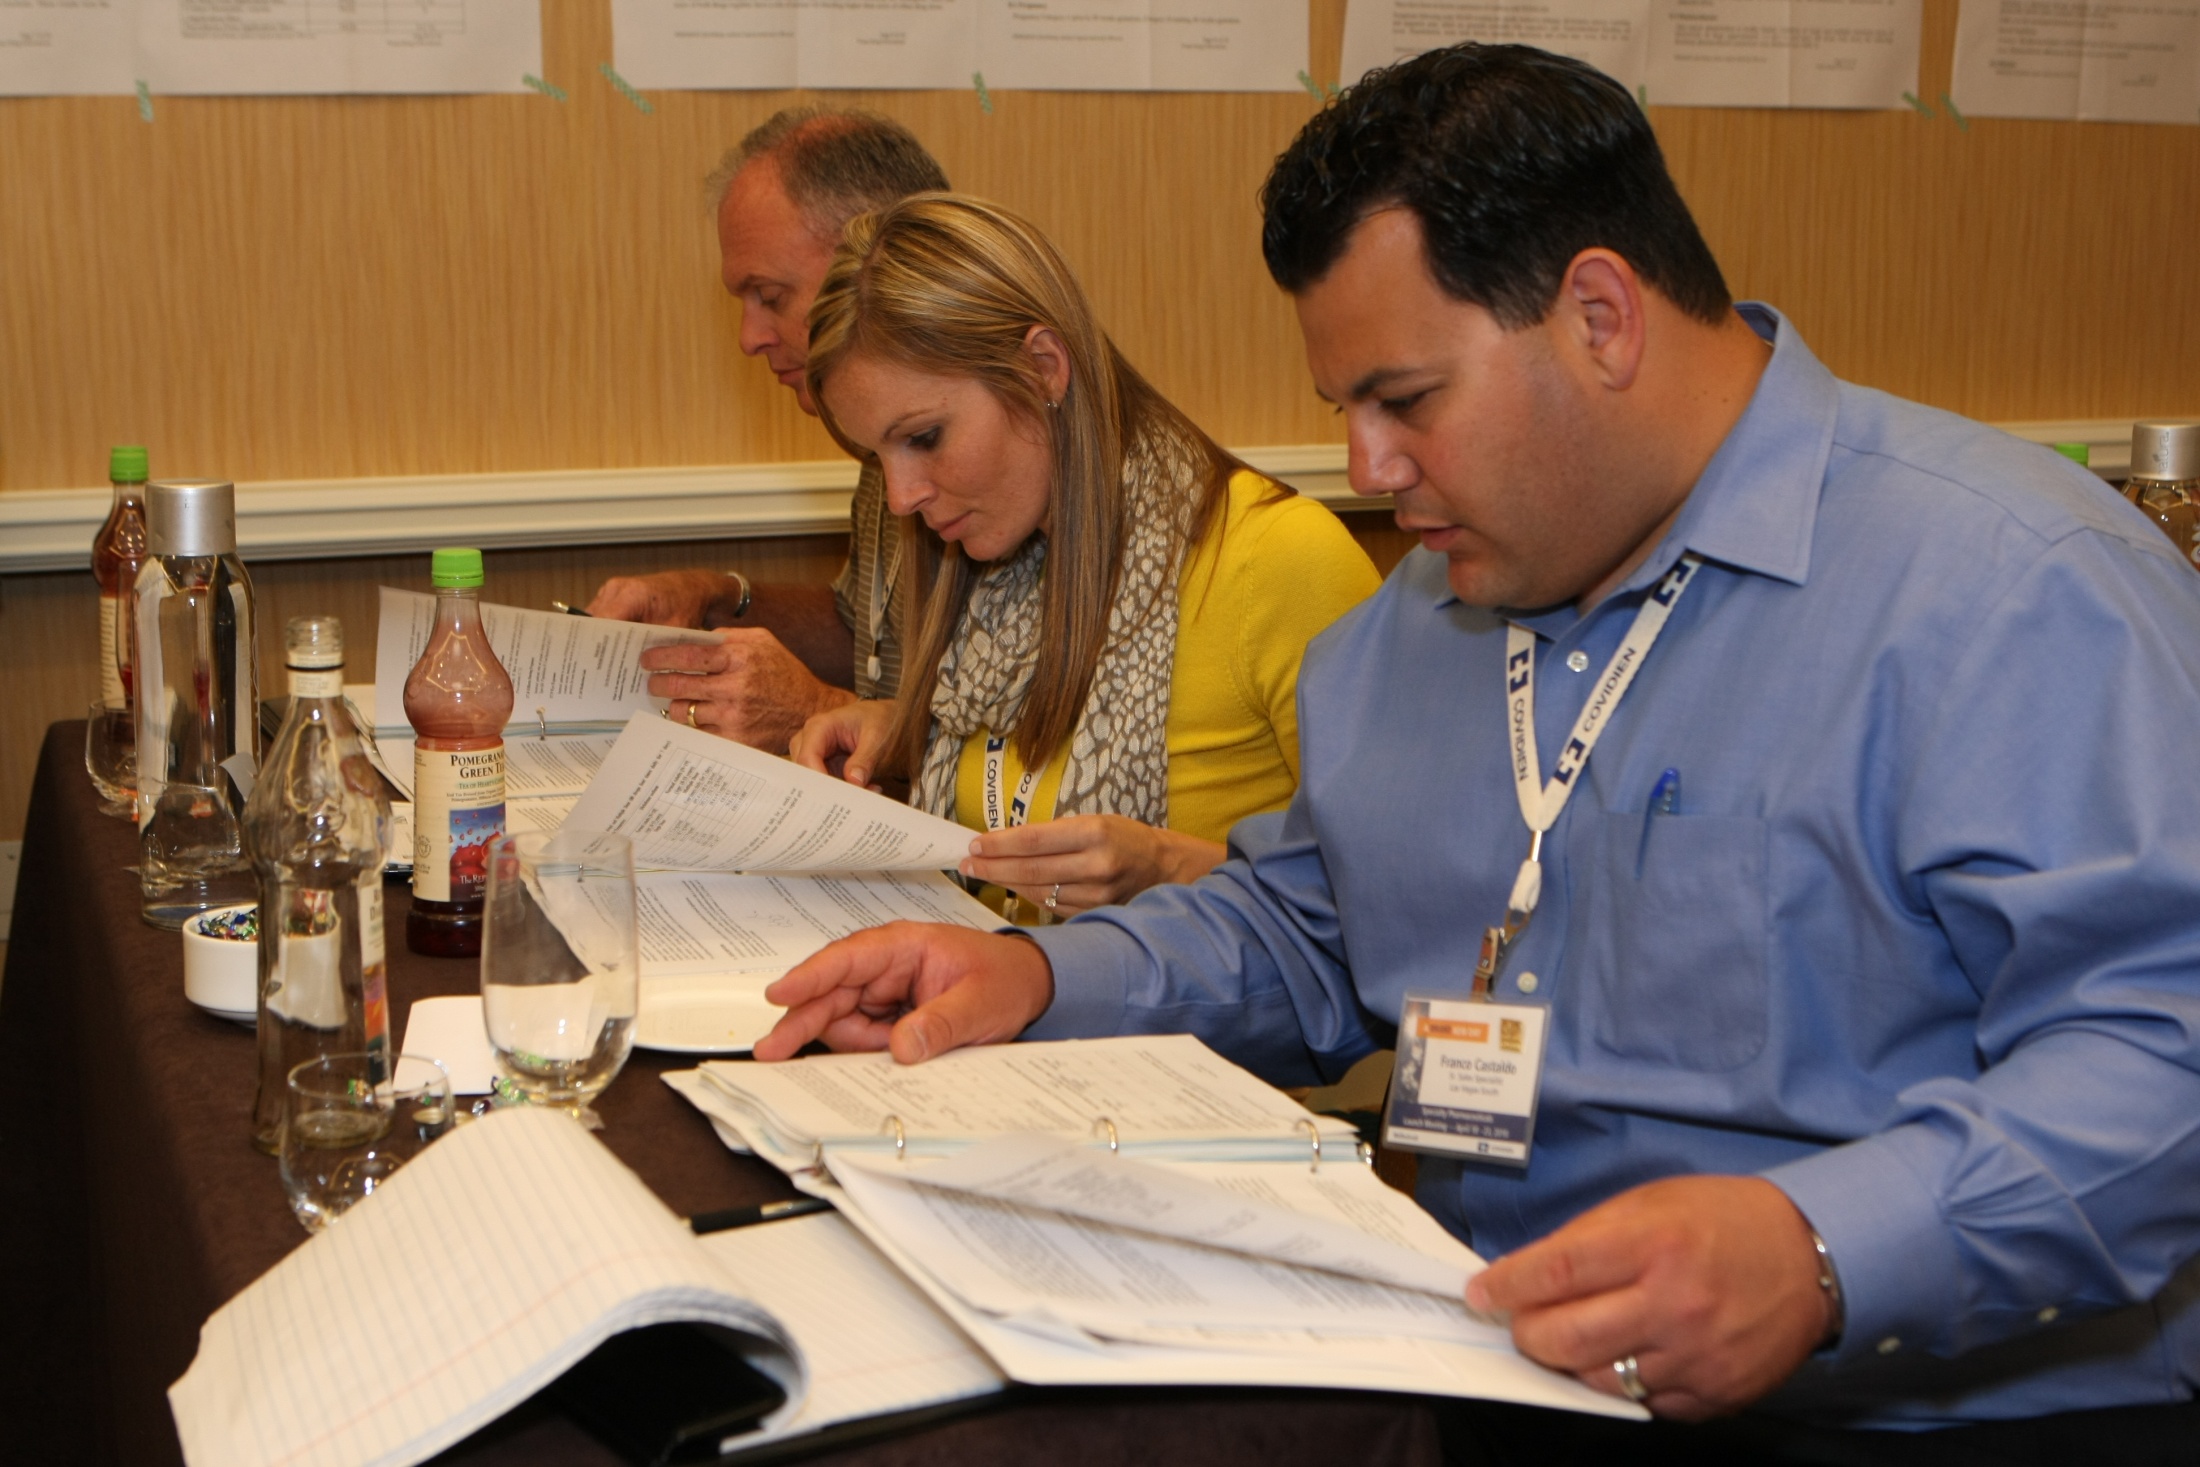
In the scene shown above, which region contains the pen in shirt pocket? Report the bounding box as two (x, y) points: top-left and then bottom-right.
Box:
(1637, 767), (1681, 876)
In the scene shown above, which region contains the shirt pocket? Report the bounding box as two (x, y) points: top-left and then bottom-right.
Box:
(1572, 807), (1771, 1072)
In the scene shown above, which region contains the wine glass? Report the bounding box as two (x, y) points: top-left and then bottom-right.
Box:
(84, 700), (137, 819)
(479, 829), (638, 1129)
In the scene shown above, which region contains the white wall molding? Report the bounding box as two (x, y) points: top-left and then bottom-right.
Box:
(0, 423), (2145, 575)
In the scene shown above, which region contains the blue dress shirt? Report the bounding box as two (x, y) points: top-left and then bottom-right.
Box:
(1026, 306), (2200, 1428)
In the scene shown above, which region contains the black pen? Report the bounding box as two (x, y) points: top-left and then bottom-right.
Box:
(689, 1196), (835, 1235)
(548, 600), (592, 616)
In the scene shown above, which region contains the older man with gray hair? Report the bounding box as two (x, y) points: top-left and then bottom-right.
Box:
(589, 108), (948, 753)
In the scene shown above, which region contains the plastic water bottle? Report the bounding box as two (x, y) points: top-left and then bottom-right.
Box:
(136, 480), (259, 928)
(92, 445), (151, 709)
(404, 548), (513, 957)
(246, 616), (393, 1154)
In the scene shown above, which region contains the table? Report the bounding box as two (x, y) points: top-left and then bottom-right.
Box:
(0, 722), (1444, 1466)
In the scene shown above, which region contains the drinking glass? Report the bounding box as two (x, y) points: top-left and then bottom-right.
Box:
(480, 829), (638, 1129)
(279, 1052), (453, 1233)
(84, 700), (136, 818)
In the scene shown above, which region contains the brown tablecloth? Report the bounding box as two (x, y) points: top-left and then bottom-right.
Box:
(0, 722), (1442, 1466)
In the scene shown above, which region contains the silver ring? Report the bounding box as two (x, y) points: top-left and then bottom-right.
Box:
(1613, 1355), (1649, 1403)
(686, 700), (699, 729)
(1044, 883), (1060, 911)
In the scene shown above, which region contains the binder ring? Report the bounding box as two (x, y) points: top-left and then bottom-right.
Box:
(1357, 1140), (1376, 1170)
(883, 1114), (907, 1162)
(536, 707), (549, 740)
(1092, 1117), (1119, 1154)
(1297, 1117), (1322, 1173)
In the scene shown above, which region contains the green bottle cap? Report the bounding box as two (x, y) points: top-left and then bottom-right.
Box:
(2052, 442), (2090, 466)
(430, 547), (486, 588)
(109, 445), (149, 483)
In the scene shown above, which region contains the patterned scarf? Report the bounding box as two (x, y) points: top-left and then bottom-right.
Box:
(913, 426), (1205, 828)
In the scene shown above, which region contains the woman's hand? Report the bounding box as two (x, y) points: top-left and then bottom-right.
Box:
(790, 699), (898, 787)
(960, 816), (1226, 916)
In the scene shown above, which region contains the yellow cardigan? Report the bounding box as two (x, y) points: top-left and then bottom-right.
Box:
(951, 470), (1381, 847)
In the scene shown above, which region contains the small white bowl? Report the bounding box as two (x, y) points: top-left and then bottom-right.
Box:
(183, 903), (259, 1023)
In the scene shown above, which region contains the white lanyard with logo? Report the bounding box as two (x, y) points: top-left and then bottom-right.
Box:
(1386, 552), (1702, 1167)
(1472, 552), (1703, 997)
(981, 735), (1045, 833)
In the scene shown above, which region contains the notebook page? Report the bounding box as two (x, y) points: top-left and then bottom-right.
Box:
(698, 1214), (1004, 1448)
(169, 1108), (792, 1467)
(698, 1034), (1356, 1167)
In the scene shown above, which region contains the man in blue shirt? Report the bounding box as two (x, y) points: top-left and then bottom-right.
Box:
(756, 44), (2200, 1452)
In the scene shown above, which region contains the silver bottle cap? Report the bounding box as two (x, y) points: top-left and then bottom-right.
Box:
(284, 615), (344, 670)
(2129, 423), (2200, 483)
(147, 480), (237, 557)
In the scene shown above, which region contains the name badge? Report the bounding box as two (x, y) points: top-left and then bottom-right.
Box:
(1383, 993), (1549, 1168)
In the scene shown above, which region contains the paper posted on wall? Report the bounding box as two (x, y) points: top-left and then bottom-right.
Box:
(1, 0), (543, 97)
(607, 0), (1308, 93)
(1951, 0), (2200, 123)
(1341, 0), (1923, 110)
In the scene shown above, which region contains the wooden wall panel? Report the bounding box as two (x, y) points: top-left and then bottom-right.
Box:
(2, 0), (2192, 498)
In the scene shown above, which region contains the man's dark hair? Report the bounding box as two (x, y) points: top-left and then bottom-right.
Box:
(1260, 45), (1731, 327)
(708, 107), (950, 236)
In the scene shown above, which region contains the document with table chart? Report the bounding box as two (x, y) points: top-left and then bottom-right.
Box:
(564, 713), (997, 1054)
(665, 1034), (1644, 1420)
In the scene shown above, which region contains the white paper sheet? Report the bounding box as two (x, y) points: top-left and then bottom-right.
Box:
(567, 713), (973, 873)
(133, 0), (540, 95)
(829, 1155), (1498, 1348)
(398, 993), (499, 1094)
(835, 1133), (1484, 1299)
(610, 0), (1305, 92)
(694, 1033), (1357, 1172)
(632, 869), (998, 1054)
(1341, 0), (1920, 108)
(0, 0), (137, 95)
(1951, 0), (2200, 122)
(374, 588), (718, 738)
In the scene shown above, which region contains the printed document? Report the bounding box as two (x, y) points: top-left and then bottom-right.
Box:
(373, 587), (717, 738)
(3, 0), (543, 96)
(1342, 0), (1921, 108)
(1951, 0), (2200, 122)
(609, 0), (1306, 92)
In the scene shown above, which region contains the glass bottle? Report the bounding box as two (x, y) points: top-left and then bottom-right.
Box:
(405, 547), (513, 957)
(92, 445), (151, 709)
(246, 616), (393, 1154)
(136, 479), (260, 928)
(2124, 422), (2200, 571)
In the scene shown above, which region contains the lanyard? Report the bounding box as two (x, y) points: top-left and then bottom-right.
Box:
(1474, 553), (1703, 998)
(982, 735), (1045, 832)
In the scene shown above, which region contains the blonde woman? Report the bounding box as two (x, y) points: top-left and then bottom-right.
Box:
(790, 195), (1379, 918)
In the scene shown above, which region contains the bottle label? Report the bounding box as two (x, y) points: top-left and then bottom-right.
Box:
(98, 593), (126, 706)
(360, 879), (390, 1081)
(411, 743), (505, 904)
(288, 667), (343, 698)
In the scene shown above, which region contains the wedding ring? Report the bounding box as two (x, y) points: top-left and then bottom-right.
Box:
(686, 700), (700, 729)
(1044, 883), (1061, 911)
(1613, 1355), (1649, 1403)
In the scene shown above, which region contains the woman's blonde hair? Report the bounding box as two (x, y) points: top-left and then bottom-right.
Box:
(806, 193), (1258, 776)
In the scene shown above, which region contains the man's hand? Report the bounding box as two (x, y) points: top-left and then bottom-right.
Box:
(961, 816), (1226, 915)
(586, 570), (744, 628)
(645, 631), (856, 753)
(1464, 1176), (1834, 1420)
(756, 923), (1055, 1064)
